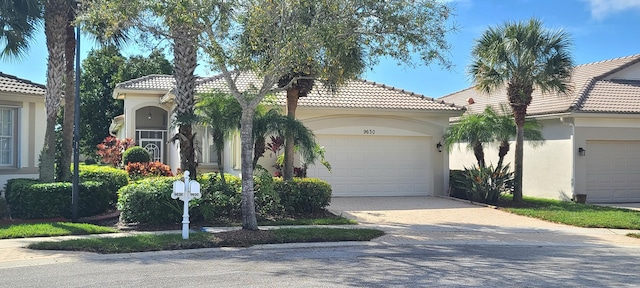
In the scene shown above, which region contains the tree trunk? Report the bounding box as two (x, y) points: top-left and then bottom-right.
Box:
(172, 27), (198, 177)
(283, 88), (300, 180)
(496, 140), (510, 169)
(240, 107), (258, 230)
(512, 106), (527, 203)
(59, 17), (76, 182)
(217, 145), (226, 185)
(40, 0), (68, 182)
(472, 141), (485, 168)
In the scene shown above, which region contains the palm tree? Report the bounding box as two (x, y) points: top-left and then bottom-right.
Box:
(469, 18), (573, 202)
(0, 0), (42, 59)
(195, 91), (242, 184)
(484, 105), (544, 169)
(444, 113), (493, 168)
(40, 0), (70, 182)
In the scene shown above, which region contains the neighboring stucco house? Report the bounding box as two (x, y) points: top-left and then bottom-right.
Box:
(440, 54), (640, 203)
(111, 72), (463, 197)
(0, 73), (46, 191)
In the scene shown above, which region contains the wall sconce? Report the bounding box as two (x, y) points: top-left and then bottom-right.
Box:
(436, 142), (443, 153)
(147, 112), (152, 120)
(578, 147), (586, 156)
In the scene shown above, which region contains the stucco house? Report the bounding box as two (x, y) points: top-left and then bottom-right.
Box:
(110, 72), (463, 197)
(440, 54), (640, 203)
(0, 73), (46, 191)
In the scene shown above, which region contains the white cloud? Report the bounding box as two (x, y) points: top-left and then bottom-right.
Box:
(585, 0), (640, 19)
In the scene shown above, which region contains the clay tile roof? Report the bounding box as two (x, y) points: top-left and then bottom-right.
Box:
(439, 54), (640, 116)
(0, 72), (46, 96)
(115, 74), (175, 91)
(119, 71), (463, 112)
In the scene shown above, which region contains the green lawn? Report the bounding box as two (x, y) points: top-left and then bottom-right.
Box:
(28, 228), (385, 253)
(0, 222), (118, 239)
(500, 196), (640, 230)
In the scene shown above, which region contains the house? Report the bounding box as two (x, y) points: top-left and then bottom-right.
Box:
(440, 54), (640, 203)
(0, 73), (46, 192)
(111, 72), (463, 197)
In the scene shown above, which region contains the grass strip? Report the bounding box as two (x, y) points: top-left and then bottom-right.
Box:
(500, 197), (640, 230)
(28, 228), (384, 254)
(0, 222), (118, 239)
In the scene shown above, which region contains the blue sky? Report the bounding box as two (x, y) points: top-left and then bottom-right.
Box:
(2, 0), (640, 97)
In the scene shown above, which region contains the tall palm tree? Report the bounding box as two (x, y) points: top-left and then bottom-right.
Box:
(0, 0), (42, 59)
(469, 18), (573, 202)
(40, 0), (70, 182)
(195, 91), (242, 184)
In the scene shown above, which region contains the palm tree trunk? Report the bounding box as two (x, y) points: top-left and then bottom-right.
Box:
(40, 0), (68, 182)
(512, 107), (527, 203)
(496, 141), (510, 169)
(59, 15), (76, 182)
(283, 88), (300, 180)
(240, 107), (258, 230)
(172, 27), (198, 177)
(472, 141), (485, 168)
(217, 147), (226, 185)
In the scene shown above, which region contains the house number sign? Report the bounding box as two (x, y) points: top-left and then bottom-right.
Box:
(363, 129), (376, 135)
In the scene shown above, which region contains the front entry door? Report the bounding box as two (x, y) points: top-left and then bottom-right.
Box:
(136, 130), (166, 163)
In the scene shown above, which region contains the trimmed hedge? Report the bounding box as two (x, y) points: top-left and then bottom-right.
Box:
(117, 173), (333, 226)
(117, 177), (183, 226)
(79, 165), (129, 205)
(275, 178), (332, 215)
(4, 165), (128, 219)
(5, 179), (112, 219)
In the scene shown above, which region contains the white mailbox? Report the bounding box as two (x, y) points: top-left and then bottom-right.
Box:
(172, 171), (201, 239)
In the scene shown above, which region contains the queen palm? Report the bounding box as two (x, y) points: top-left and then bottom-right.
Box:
(195, 91), (242, 185)
(469, 18), (573, 202)
(484, 105), (544, 170)
(444, 113), (493, 168)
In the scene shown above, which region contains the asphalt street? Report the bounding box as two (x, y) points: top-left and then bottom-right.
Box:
(1, 243), (639, 287)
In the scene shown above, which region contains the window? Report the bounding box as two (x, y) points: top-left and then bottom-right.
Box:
(0, 108), (15, 166)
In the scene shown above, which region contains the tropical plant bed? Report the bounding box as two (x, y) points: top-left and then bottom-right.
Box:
(28, 228), (385, 254)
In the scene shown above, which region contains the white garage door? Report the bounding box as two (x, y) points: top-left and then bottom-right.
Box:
(306, 135), (431, 197)
(586, 141), (640, 203)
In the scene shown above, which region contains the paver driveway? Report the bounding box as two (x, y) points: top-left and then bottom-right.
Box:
(328, 196), (640, 247)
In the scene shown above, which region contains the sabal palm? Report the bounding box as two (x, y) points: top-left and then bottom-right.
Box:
(469, 18), (573, 202)
(0, 0), (42, 59)
(195, 91), (242, 185)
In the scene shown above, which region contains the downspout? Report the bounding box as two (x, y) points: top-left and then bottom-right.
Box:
(560, 117), (576, 198)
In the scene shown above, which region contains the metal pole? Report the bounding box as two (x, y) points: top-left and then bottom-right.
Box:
(72, 15), (81, 222)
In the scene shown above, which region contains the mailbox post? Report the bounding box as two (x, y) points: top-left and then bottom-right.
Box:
(171, 171), (201, 239)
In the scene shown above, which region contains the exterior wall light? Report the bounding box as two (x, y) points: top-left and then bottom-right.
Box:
(436, 142), (443, 153)
(578, 147), (586, 156)
(148, 112), (152, 120)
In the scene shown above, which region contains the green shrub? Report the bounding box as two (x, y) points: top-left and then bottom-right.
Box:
(275, 178), (332, 215)
(118, 177), (184, 226)
(4, 179), (113, 219)
(195, 173), (242, 222)
(455, 164), (514, 204)
(254, 169), (284, 218)
(0, 196), (7, 219)
(79, 165), (129, 206)
(122, 146), (151, 165)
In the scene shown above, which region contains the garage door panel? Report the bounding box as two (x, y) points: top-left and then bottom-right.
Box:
(307, 135), (431, 197)
(586, 140), (640, 203)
